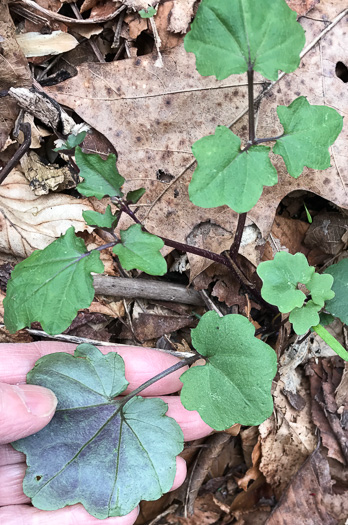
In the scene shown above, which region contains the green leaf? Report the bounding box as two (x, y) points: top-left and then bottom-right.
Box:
(184, 0), (305, 81)
(189, 126), (278, 213)
(113, 224), (166, 276)
(289, 300), (321, 335)
(273, 97), (343, 178)
(12, 344), (183, 518)
(139, 6), (156, 18)
(306, 272), (334, 307)
(180, 312), (277, 430)
(319, 312), (335, 326)
(126, 188), (146, 204)
(54, 131), (87, 151)
(82, 205), (118, 228)
(257, 252), (314, 312)
(3, 227), (104, 335)
(75, 147), (125, 199)
(324, 258), (348, 324)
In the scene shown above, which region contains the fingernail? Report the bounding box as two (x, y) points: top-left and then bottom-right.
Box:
(14, 385), (57, 417)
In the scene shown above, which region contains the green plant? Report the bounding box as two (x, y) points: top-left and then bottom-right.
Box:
(4, 0), (348, 519)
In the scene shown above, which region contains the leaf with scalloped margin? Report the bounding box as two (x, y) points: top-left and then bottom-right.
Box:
(184, 0), (305, 81)
(75, 147), (125, 199)
(257, 252), (314, 312)
(4, 227), (104, 335)
(83, 205), (118, 228)
(189, 126), (278, 213)
(324, 258), (348, 324)
(289, 300), (321, 335)
(113, 224), (167, 275)
(12, 344), (184, 519)
(273, 97), (343, 178)
(179, 312), (277, 430)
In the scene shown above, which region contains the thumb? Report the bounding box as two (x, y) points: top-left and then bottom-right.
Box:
(0, 383), (57, 445)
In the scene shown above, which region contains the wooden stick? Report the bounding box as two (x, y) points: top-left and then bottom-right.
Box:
(93, 275), (205, 306)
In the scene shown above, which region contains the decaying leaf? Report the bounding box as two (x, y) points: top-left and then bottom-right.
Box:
(259, 373), (317, 499)
(16, 31), (79, 58)
(286, 0), (320, 16)
(0, 1), (31, 150)
(20, 151), (78, 195)
(0, 169), (93, 258)
(305, 357), (348, 465)
(265, 447), (337, 525)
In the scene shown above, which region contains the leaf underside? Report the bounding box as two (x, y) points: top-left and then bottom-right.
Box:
(184, 0), (305, 81)
(3, 227), (104, 335)
(274, 97), (343, 178)
(189, 126), (278, 213)
(180, 312), (277, 430)
(12, 344), (183, 519)
(75, 147), (125, 199)
(113, 224), (167, 276)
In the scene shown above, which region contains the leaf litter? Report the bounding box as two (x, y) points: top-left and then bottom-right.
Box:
(1, 0), (348, 523)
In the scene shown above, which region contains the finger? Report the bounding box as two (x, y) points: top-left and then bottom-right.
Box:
(0, 504), (139, 525)
(0, 342), (187, 395)
(0, 383), (57, 444)
(0, 463), (29, 505)
(171, 456), (187, 491)
(162, 396), (213, 441)
(0, 444), (25, 466)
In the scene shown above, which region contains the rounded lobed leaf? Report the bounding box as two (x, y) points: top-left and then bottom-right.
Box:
(180, 312), (277, 430)
(257, 252), (314, 312)
(189, 126), (278, 213)
(289, 300), (321, 335)
(184, 0), (305, 81)
(12, 345), (184, 519)
(82, 205), (118, 228)
(273, 97), (343, 178)
(113, 224), (167, 276)
(75, 147), (125, 199)
(3, 227), (104, 335)
(324, 258), (348, 324)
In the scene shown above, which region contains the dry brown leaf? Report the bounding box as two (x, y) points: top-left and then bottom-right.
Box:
(154, 2), (183, 49)
(0, 1), (31, 151)
(20, 151), (78, 195)
(45, 1), (348, 280)
(16, 31), (79, 58)
(238, 439), (262, 491)
(304, 212), (348, 255)
(168, 0), (196, 34)
(259, 372), (317, 499)
(124, 12), (147, 39)
(263, 216), (310, 261)
(305, 358), (347, 465)
(265, 447), (337, 525)
(0, 169), (93, 258)
(286, 0), (320, 16)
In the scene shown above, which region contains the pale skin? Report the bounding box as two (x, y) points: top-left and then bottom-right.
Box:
(0, 341), (213, 525)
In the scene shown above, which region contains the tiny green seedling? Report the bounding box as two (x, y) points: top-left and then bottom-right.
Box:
(4, 0), (347, 519)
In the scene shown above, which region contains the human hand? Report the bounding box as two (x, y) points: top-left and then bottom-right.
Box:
(0, 341), (212, 524)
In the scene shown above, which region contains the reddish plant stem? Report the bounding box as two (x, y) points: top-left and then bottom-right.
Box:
(118, 353), (201, 408)
(247, 67), (255, 143)
(120, 203), (277, 313)
(230, 212), (247, 261)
